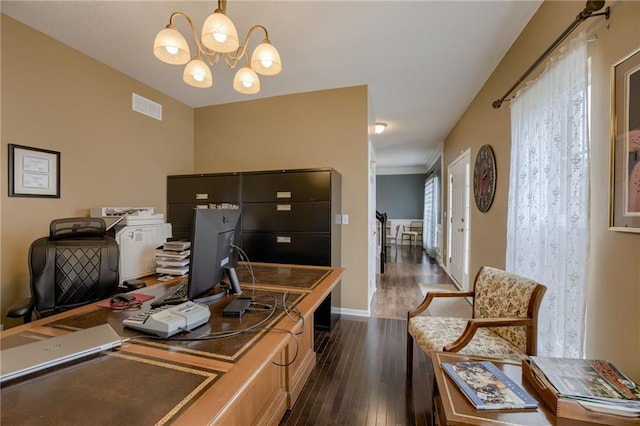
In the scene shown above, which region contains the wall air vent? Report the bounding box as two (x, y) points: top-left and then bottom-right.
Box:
(132, 93), (162, 121)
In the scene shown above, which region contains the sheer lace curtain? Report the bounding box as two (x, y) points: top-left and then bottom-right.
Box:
(507, 31), (589, 358)
(423, 176), (438, 256)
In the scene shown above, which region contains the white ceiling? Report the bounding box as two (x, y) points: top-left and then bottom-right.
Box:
(2, 0), (541, 171)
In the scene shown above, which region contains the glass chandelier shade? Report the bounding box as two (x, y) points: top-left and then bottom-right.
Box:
(153, 1), (282, 95)
(233, 66), (260, 94)
(201, 10), (240, 53)
(153, 26), (191, 65)
(183, 56), (213, 88)
(250, 41), (282, 75)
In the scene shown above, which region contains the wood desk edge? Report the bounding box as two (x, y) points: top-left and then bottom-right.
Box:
(1, 263), (344, 426)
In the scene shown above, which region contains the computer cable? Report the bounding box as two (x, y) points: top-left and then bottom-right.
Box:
(226, 246), (304, 330)
(124, 246), (304, 364)
(232, 246), (292, 314)
(231, 244), (258, 299)
(123, 292), (304, 365)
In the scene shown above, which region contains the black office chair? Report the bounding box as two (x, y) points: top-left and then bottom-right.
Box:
(6, 217), (121, 323)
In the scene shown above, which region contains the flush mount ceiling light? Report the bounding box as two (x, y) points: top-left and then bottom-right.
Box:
(153, 0), (282, 95)
(374, 122), (387, 135)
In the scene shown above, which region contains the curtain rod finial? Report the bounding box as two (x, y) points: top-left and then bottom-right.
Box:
(585, 1), (605, 12)
(492, 99), (503, 109)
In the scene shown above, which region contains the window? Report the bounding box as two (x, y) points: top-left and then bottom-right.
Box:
(507, 31), (589, 358)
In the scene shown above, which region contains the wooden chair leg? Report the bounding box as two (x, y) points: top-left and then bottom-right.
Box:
(407, 331), (414, 382)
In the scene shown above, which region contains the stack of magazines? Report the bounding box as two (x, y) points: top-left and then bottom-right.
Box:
(155, 241), (191, 276)
(441, 361), (538, 410)
(529, 357), (640, 418)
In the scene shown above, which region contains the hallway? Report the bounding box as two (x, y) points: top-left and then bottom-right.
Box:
(281, 245), (453, 426)
(371, 244), (456, 319)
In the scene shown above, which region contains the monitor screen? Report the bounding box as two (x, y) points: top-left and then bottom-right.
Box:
(187, 208), (242, 303)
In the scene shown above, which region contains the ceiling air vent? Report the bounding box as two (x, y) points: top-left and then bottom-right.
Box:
(132, 93), (162, 121)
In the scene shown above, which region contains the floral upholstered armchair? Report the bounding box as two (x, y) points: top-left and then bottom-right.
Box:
(406, 266), (546, 380)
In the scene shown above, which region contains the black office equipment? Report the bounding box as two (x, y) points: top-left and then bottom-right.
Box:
(152, 208), (242, 307)
(222, 298), (252, 317)
(166, 168), (342, 331)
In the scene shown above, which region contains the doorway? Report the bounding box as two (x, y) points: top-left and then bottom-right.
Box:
(368, 141), (377, 308)
(446, 149), (470, 290)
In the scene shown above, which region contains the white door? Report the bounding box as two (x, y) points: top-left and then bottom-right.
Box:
(447, 149), (470, 290)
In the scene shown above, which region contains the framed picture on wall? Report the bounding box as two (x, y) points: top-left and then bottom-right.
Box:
(8, 144), (61, 198)
(609, 47), (640, 233)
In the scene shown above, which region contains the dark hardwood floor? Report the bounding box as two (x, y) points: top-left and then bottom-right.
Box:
(280, 245), (451, 426)
(371, 245), (455, 319)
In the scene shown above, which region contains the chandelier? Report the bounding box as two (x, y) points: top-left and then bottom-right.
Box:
(153, 0), (282, 94)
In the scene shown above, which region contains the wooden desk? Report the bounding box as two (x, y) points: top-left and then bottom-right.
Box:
(431, 352), (589, 425)
(1, 263), (344, 425)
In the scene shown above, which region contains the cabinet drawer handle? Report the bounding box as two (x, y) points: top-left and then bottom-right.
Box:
(276, 236), (292, 244)
(276, 191), (292, 199)
(277, 204), (292, 211)
(196, 193), (208, 200)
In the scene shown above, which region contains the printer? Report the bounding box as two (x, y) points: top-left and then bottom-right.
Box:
(91, 207), (172, 283)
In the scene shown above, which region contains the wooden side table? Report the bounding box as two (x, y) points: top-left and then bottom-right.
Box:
(430, 352), (587, 425)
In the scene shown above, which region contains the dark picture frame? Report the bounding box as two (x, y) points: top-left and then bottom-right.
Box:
(609, 47), (640, 233)
(8, 144), (61, 198)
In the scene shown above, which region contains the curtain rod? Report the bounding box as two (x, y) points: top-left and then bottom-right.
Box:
(492, 1), (610, 109)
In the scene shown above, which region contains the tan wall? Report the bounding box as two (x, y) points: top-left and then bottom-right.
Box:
(1, 15), (195, 328)
(443, 1), (640, 380)
(193, 87), (371, 312)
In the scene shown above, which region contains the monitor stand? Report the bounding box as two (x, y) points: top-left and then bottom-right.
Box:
(226, 266), (242, 295)
(191, 267), (241, 304)
(192, 283), (228, 304)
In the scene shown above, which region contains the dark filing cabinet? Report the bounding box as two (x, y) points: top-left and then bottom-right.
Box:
(241, 169), (341, 330)
(166, 168), (342, 331)
(166, 173), (240, 241)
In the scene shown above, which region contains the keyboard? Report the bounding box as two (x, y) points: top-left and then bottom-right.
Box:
(150, 281), (188, 307)
(122, 301), (210, 338)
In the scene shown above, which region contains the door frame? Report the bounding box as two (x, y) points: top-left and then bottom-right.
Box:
(446, 149), (471, 290)
(367, 140), (377, 308)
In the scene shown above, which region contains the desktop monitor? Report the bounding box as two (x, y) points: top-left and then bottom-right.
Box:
(187, 208), (242, 303)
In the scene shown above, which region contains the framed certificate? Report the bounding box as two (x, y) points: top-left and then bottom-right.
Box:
(8, 144), (61, 198)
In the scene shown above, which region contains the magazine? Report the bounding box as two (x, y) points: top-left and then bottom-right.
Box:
(441, 361), (539, 411)
(529, 357), (640, 416)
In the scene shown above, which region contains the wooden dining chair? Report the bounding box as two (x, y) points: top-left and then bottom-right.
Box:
(401, 226), (418, 246)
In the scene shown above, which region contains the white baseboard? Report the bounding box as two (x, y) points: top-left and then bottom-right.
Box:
(441, 264), (463, 291)
(335, 307), (370, 317)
